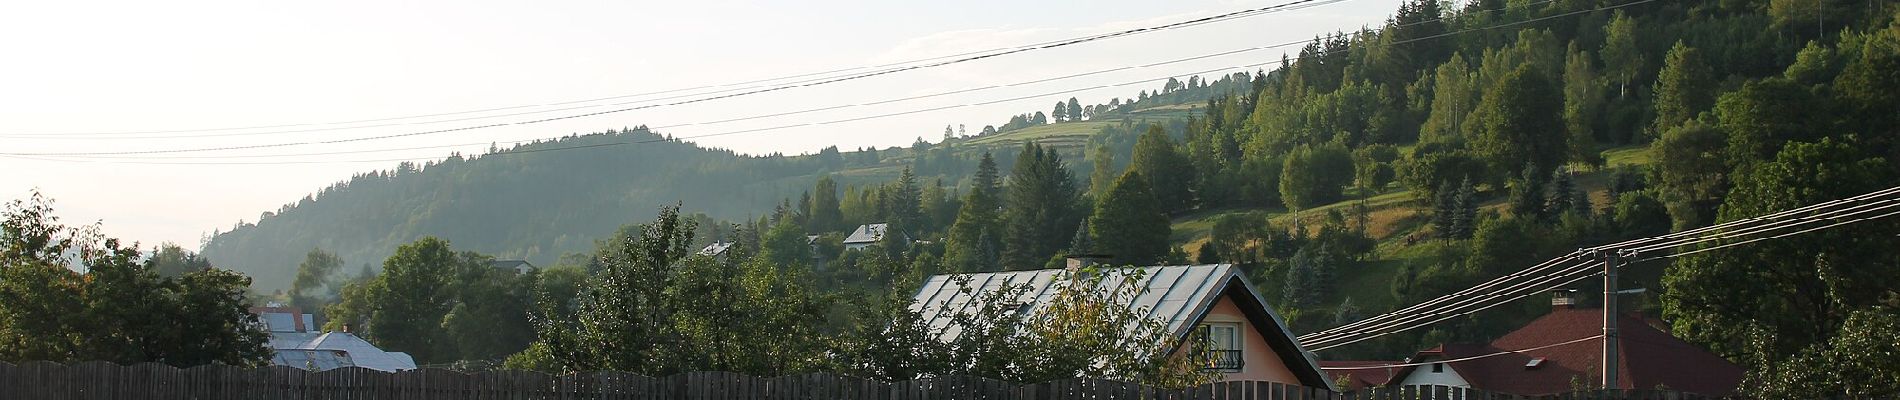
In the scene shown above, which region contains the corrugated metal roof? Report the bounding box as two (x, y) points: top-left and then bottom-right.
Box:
(910, 264), (1232, 343)
(844, 223), (889, 244)
(909, 264), (1334, 390)
(266, 331), (417, 372)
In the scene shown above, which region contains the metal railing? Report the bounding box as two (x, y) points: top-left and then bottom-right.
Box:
(1203, 350), (1244, 370)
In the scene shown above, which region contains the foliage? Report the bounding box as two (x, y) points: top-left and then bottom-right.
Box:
(0, 193), (270, 367)
(1001, 143), (1081, 269)
(1663, 138), (1896, 366)
(1089, 171), (1172, 265)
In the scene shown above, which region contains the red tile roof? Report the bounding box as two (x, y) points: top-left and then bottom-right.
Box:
(1392, 308), (1743, 395)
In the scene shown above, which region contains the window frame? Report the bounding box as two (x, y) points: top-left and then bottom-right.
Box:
(1194, 322), (1245, 372)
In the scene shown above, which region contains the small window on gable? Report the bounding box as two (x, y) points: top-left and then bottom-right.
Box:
(1195, 322), (1244, 371)
(1432, 363), (1444, 373)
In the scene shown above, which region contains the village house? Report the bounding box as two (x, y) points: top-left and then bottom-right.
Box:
(1370, 291), (1743, 395)
(252, 306), (417, 372)
(488, 259), (537, 275)
(843, 223), (903, 250)
(909, 260), (1334, 389)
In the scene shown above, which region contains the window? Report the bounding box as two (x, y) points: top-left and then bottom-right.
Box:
(1195, 322), (1244, 371)
(1432, 363), (1444, 373)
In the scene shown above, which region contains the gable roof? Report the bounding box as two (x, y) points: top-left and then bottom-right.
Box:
(698, 241), (734, 256)
(844, 223), (889, 244)
(1319, 360), (1400, 390)
(270, 331), (417, 372)
(909, 264), (1332, 389)
(489, 260), (535, 271)
(1388, 309), (1742, 395)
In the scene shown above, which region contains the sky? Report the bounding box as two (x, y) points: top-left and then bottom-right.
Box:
(0, 0), (1395, 250)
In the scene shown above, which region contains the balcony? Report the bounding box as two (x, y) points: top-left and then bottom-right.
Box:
(1203, 350), (1244, 371)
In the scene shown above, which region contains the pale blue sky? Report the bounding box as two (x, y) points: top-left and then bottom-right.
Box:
(0, 0), (1396, 249)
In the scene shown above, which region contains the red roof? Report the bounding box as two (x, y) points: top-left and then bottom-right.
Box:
(1392, 308), (1743, 395)
(1318, 361), (1400, 390)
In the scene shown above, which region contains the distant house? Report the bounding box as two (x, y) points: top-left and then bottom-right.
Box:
(843, 223), (902, 250)
(1378, 292), (1743, 395)
(252, 306), (416, 372)
(1319, 361), (1400, 391)
(698, 241), (735, 259)
(489, 260), (536, 275)
(909, 262), (1334, 388)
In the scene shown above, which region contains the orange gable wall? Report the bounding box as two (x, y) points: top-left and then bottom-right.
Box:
(1176, 293), (1302, 383)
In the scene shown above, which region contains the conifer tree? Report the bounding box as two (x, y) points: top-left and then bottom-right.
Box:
(1507, 162), (1547, 221)
(1002, 144), (1079, 269)
(1089, 171), (1170, 266)
(944, 153), (1003, 272)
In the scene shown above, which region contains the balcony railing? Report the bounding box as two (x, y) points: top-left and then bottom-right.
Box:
(1203, 350), (1244, 371)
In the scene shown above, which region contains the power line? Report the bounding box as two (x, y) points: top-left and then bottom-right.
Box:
(1300, 186), (1900, 351)
(1306, 195), (1900, 349)
(0, 0), (1351, 138)
(1318, 335), (1604, 370)
(6, 0), (1647, 162)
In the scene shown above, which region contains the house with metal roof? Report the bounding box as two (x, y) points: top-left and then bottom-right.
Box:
(252, 306), (417, 372)
(1380, 292), (1742, 395)
(908, 262), (1334, 389)
(488, 260), (537, 275)
(843, 223), (895, 250)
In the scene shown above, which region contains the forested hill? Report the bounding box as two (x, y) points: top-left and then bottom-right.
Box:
(200, 78), (1249, 291)
(200, 129), (831, 290)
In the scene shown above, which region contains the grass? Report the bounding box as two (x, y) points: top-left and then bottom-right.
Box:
(1601, 144), (1653, 168)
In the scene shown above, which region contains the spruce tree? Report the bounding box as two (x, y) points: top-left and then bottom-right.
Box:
(944, 154), (1003, 272)
(1068, 219), (1092, 254)
(1450, 177), (1478, 239)
(1546, 167), (1577, 217)
(1433, 181), (1459, 238)
(1089, 171), (1171, 266)
(1507, 162), (1547, 221)
(1002, 144), (1079, 269)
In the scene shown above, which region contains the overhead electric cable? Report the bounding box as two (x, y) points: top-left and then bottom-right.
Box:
(5, 0), (1653, 161)
(1300, 185), (1900, 351)
(1317, 335), (1605, 370)
(0, 0), (1350, 138)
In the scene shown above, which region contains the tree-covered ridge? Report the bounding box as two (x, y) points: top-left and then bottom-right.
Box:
(194, 0), (1900, 395)
(199, 72), (1259, 291)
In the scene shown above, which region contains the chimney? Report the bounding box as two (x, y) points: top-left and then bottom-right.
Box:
(1551, 289), (1579, 310)
(1064, 254), (1111, 272)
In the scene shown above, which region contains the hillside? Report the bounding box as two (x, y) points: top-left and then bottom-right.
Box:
(199, 79), (1247, 290)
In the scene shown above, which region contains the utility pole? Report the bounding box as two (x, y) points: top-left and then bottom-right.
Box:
(1601, 249), (1622, 390)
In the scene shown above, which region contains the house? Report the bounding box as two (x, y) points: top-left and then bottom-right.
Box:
(1319, 361), (1400, 390)
(909, 261), (1334, 389)
(252, 306), (417, 372)
(1378, 292), (1743, 395)
(698, 241), (735, 260)
(843, 223), (896, 250)
(489, 260), (536, 275)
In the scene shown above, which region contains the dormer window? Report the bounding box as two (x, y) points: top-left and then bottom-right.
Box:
(1432, 362), (1444, 373)
(1526, 357), (1546, 369)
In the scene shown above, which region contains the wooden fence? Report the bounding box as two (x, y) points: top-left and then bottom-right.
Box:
(0, 362), (1722, 400)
